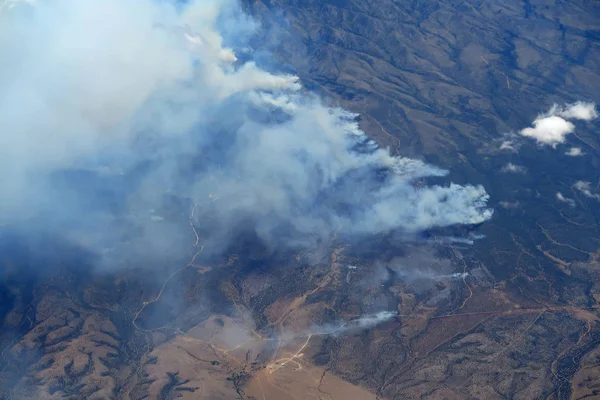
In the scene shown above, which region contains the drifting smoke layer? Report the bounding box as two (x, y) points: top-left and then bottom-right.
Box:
(312, 311), (398, 336)
(520, 102), (598, 146)
(0, 0), (492, 266)
(395, 268), (468, 281)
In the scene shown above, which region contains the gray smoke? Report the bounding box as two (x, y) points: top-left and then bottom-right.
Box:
(314, 311), (398, 336)
(0, 0), (492, 269)
(276, 311), (398, 341)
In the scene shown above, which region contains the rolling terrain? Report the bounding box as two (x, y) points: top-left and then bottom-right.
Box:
(2, 0), (600, 399)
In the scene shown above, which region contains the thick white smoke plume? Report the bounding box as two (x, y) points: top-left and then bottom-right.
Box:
(519, 102), (598, 146)
(0, 0), (492, 266)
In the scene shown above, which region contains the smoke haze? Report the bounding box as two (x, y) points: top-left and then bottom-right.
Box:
(0, 0), (492, 271)
(313, 311), (398, 336)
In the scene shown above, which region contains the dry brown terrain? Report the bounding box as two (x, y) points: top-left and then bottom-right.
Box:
(2, 0), (600, 399)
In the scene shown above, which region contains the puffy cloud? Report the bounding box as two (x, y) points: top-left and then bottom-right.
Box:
(556, 192), (576, 207)
(499, 201), (520, 209)
(501, 163), (526, 173)
(573, 181), (600, 200)
(552, 102), (598, 121)
(520, 115), (575, 146)
(0, 0), (492, 268)
(565, 147), (584, 157)
(499, 140), (519, 152)
(519, 102), (597, 147)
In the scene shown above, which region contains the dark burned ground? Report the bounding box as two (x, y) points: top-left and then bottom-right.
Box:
(3, 0), (600, 399)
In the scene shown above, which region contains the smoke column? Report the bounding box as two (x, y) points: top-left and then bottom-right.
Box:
(0, 0), (492, 270)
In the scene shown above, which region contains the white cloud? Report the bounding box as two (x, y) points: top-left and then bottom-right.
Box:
(520, 115), (575, 146)
(499, 140), (518, 152)
(573, 181), (600, 200)
(499, 201), (520, 209)
(556, 192), (576, 207)
(552, 102), (598, 121)
(519, 102), (597, 147)
(0, 0), (493, 265)
(486, 132), (522, 154)
(565, 147), (584, 157)
(501, 163), (526, 173)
